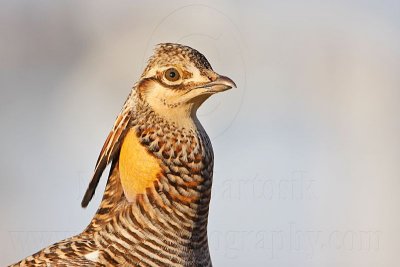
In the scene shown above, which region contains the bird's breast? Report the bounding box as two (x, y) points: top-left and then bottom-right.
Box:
(119, 128), (162, 202)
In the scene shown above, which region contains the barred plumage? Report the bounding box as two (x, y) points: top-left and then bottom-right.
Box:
(9, 43), (235, 267)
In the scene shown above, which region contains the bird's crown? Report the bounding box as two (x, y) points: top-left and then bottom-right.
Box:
(144, 43), (213, 75)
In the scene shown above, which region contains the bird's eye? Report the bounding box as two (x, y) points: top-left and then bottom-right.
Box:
(164, 68), (180, 82)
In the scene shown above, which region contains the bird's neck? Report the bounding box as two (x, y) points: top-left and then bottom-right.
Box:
(87, 103), (214, 255)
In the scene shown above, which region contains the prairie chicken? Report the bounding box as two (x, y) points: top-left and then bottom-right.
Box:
(10, 43), (235, 267)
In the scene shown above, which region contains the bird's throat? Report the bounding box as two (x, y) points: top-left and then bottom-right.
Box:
(119, 128), (162, 202)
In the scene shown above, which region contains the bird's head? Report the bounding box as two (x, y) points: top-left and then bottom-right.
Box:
(135, 43), (236, 124)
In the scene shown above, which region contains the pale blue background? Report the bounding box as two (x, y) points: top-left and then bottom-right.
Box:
(1, 1), (399, 266)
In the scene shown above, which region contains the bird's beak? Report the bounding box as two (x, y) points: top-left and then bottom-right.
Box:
(197, 75), (236, 93)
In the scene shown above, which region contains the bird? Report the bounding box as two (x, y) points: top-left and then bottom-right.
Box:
(9, 43), (236, 267)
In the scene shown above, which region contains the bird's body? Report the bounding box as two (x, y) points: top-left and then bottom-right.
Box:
(9, 43), (235, 267)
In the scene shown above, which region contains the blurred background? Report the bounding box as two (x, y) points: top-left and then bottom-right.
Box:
(1, 1), (399, 266)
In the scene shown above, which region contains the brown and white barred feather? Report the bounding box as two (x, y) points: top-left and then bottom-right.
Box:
(9, 43), (236, 267)
(11, 96), (214, 267)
